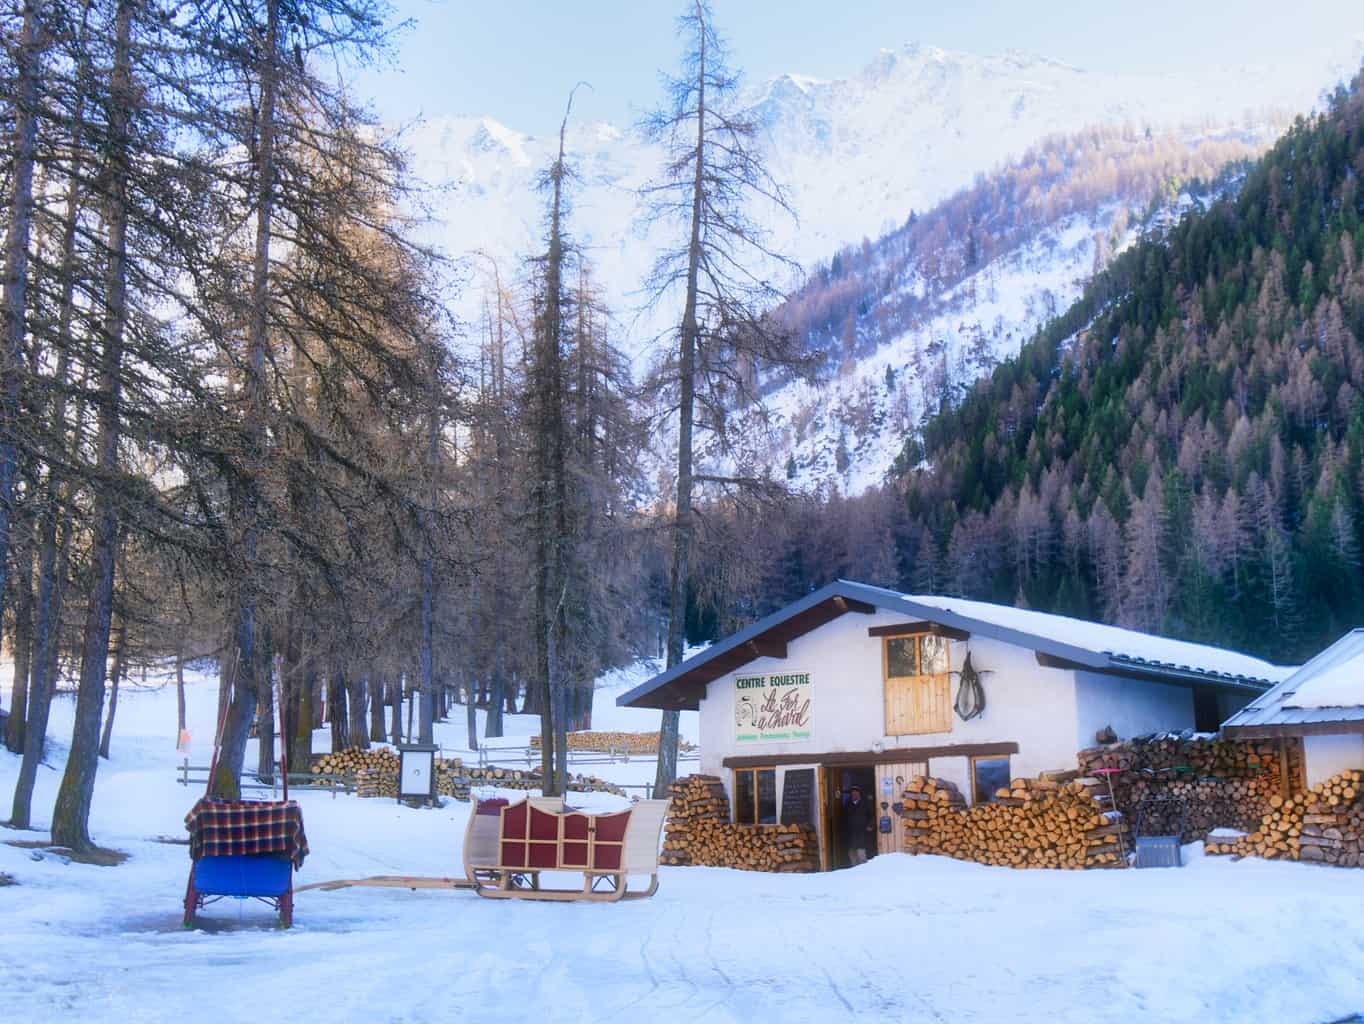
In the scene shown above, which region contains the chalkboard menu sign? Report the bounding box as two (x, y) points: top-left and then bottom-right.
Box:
(780, 768), (816, 826)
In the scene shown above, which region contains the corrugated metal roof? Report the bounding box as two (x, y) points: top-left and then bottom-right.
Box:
(1222, 629), (1364, 731)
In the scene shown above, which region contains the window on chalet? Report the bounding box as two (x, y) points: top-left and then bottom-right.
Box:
(733, 767), (777, 825)
(883, 633), (952, 735)
(971, 755), (1012, 804)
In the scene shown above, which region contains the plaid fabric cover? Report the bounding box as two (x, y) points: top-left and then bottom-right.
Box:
(185, 798), (309, 868)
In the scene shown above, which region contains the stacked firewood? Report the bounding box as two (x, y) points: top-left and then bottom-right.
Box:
(901, 776), (1125, 869)
(1205, 770), (1364, 866)
(447, 764), (624, 799)
(662, 775), (727, 865)
(662, 774), (818, 872)
(334, 747), (624, 801)
(314, 746), (400, 776)
(355, 766), (398, 798)
(1076, 735), (1302, 840)
(531, 731), (697, 754)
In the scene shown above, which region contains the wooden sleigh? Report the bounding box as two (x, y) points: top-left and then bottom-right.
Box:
(462, 796), (669, 902)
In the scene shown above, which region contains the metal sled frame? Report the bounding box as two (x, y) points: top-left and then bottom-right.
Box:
(183, 854), (295, 928)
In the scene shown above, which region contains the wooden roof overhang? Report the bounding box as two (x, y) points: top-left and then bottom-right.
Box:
(1221, 718), (1364, 739)
(616, 590), (874, 711)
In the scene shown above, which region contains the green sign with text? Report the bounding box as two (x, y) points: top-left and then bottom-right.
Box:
(734, 672), (813, 743)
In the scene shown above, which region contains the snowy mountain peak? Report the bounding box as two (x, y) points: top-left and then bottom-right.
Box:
(467, 117), (532, 162)
(405, 36), (1362, 367)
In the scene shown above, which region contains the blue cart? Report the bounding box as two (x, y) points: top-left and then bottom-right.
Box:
(184, 853), (295, 928)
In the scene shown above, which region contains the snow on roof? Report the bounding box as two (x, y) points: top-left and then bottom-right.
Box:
(1222, 629), (1364, 733)
(885, 590), (1293, 685)
(1269, 629), (1364, 711)
(619, 581), (1290, 712)
(1285, 651), (1364, 708)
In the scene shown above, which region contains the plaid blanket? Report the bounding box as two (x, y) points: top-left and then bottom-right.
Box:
(185, 798), (309, 869)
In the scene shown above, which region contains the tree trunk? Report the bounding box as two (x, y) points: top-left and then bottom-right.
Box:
(211, 643), (255, 801)
(349, 677), (369, 750)
(485, 663), (505, 739)
(419, 397), (438, 746)
(175, 646), (186, 737)
(405, 672), (415, 744)
(553, 676), (568, 797)
(0, 0), (42, 638)
(98, 617), (127, 760)
(21, 5), (87, 766)
(255, 630), (275, 781)
(290, 662), (315, 771)
(466, 676), (478, 751)
(5, 534), (34, 754)
(655, 20), (707, 793)
(368, 678), (385, 743)
(216, 643), (230, 741)
(49, 0), (135, 851)
(212, 0), (279, 802)
(390, 679), (402, 746)
(329, 672), (349, 752)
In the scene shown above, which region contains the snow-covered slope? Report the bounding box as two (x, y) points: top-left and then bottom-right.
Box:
(408, 38), (1364, 349)
(712, 122), (1272, 494)
(764, 207), (1139, 492)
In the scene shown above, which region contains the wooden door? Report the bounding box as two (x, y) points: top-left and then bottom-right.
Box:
(875, 761), (927, 856)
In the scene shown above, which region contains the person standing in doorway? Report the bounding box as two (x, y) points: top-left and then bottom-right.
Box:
(844, 784), (873, 865)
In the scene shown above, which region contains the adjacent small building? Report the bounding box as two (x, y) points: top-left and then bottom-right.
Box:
(1222, 629), (1364, 788)
(620, 580), (1290, 870)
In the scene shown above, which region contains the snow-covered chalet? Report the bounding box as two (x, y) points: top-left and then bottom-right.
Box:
(619, 579), (1292, 870)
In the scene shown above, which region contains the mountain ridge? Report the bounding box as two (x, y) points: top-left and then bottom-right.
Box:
(405, 36), (1364, 345)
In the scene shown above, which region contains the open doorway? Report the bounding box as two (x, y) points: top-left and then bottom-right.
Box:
(824, 765), (877, 868)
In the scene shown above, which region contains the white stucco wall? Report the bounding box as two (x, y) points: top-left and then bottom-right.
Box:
(1303, 733), (1364, 788)
(928, 756), (973, 799)
(1073, 670), (1196, 749)
(697, 610), (1084, 800)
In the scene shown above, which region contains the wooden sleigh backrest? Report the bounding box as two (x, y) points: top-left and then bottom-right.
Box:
(621, 799), (670, 874)
(465, 797), (509, 867)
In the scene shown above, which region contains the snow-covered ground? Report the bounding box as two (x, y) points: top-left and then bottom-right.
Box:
(3, 667), (1364, 1024)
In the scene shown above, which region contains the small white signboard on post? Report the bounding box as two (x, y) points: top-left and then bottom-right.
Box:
(397, 743), (437, 804)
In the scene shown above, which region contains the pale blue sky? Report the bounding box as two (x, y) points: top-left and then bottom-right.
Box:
(349, 0), (1362, 134)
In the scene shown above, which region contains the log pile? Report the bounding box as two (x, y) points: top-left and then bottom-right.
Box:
(662, 774), (818, 872)
(531, 731), (697, 755)
(451, 763), (623, 799)
(1205, 770), (1364, 866)
(314, 746), (400, 777)
(355, 766), (398, 798)
(328, 746), (624, 801)
(1076, 735), (1302, 840)
(901, 776), (1126, 869)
